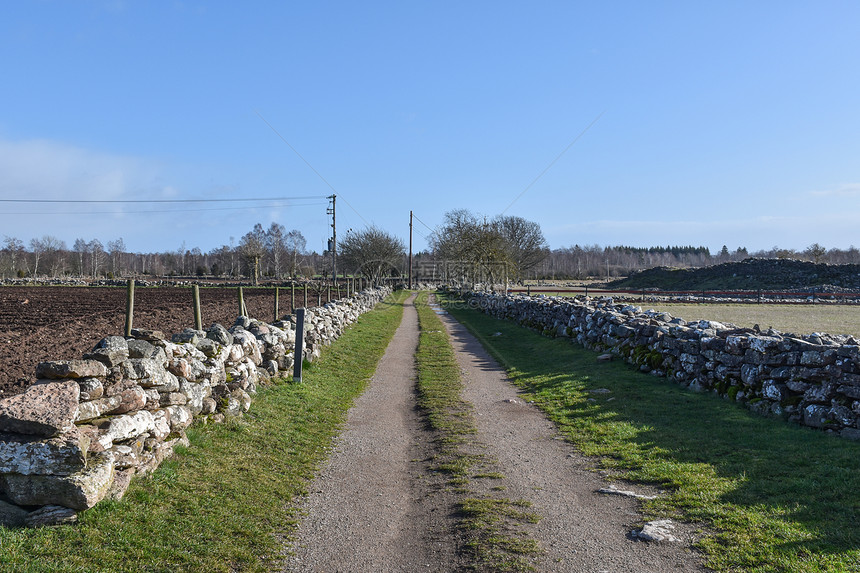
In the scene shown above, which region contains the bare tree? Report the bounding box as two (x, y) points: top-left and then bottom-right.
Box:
(285, 229), (307, 277)
(339, 226), (405, 285)
(3, 236), (25, 277)
(265, 223), (288, 279)
(239, 224), (267, 285)
(88, 239), (105, 278)
(431, 210), (548, 283)
(72, 238), (88, 276)
(107, 238), (126, 277)
(804, 243), (827, 263)
(493, 215), (549, 279)
(30, 235), (65, 278)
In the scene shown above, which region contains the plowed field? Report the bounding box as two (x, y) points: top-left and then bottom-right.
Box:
(0, 285), (324, 397)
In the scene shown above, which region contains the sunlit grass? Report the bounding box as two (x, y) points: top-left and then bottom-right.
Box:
(445, 293), (860, 572)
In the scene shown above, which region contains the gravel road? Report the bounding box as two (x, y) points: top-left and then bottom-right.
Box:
(282, 294), (710, 572)
(283, 294), (464, 572)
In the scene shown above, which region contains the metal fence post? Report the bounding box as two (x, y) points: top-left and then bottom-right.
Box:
(293, 307), (305, 383)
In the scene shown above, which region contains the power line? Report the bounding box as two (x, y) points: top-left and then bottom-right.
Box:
(0, 200), (328, 216)
(412, 213), (436, 233)
(255, 110), (371, 226)
(501, 110), (605, 215)
(0, 195), (325, 204)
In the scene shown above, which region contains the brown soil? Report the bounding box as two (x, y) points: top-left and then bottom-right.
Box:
(0, 285), (326, 398)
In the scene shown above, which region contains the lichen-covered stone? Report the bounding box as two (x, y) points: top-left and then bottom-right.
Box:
(2, 451), (115, 511)
(35, 360), (108, 380)
(0, 380), (79, 436)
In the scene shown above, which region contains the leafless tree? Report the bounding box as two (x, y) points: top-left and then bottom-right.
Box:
(107, 238), (126, 277)
(339, 226), (405, 285)
(239, 224), (267, 285)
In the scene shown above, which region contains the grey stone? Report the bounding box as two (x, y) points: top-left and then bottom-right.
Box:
(0, 429), (88, 475)
(24, 505), (78, 528)
(3, 451), (115, 511)
(84, 336), (129, 367)
(130, 328), (165, 342)
(105, 468), (134, 502)
(159, 392), (188, 407)
(206, 323), (234, 346)
(164, 405), (193, 431)
(127, 338), (158, 359)
(105, 411), (155, 444)
(0, 379), (79, 436)
(172, 328), (205, 345)
(0, 499), (29, 527)
(35, 360), (108, 380)
(77, 377), (103, 401)
(196, 338), (220, 358)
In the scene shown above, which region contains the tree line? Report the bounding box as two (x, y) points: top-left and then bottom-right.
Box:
(3, 212), (859, 283)
(0, 222), (314, 281)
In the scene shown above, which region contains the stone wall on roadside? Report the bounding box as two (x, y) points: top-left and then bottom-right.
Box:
(0, 287), (391, 527)
(470, 292), (860, 440)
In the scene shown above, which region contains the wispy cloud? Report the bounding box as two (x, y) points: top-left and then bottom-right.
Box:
(0, 137), (157, 201)
(808, 183), (860, 198)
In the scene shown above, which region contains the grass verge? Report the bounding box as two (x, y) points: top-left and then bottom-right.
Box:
(0, 290), (408, 573)
(443, 292), (860, 572)
(413, 292), (541, 571)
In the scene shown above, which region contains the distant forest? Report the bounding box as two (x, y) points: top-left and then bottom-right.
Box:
(527, 243), (859, 280)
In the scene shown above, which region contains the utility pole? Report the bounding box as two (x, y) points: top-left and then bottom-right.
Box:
(408, 210), (413, 289)
(327, 195), (336, 283)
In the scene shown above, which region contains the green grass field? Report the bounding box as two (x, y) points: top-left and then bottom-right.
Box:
(445, 293), (860, 572)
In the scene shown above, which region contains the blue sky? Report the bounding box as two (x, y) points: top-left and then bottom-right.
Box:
(2, 1), (859, 256)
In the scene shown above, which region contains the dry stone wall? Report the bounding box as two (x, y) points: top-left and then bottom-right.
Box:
(470, 292), (860, 440)
(0, 287), (390, 527)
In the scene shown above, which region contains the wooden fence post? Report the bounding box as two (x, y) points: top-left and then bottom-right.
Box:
(193, 284), (203, 330)
(238, 287), (247, 317)
(274, 287), (279, 322)
(291, 282), (295, 311)
(124, 279), (134, 337)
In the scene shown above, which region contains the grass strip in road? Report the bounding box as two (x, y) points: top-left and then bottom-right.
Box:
(413, 292), (541, 572)
(0, 290), (408, 573)
(444, 292), (860, 573)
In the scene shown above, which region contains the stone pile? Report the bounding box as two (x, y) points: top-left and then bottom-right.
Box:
(0, 287), (390, 527)
(471, 292), (860, 440)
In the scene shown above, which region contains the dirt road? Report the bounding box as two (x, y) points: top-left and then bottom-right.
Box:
(283, 295), (709, 571)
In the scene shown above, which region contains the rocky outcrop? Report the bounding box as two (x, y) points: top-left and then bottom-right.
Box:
(471, 292), (860, 439)
(0, 287), (391, 527)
